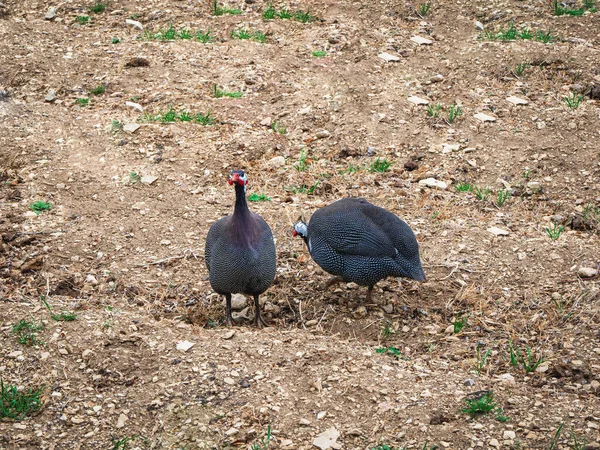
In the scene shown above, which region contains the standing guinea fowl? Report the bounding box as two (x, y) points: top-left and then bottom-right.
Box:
(205, 170), (276, 327)
(293, 197), (425, 300)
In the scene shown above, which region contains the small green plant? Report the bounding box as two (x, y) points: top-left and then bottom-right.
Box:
(455, 182), (473, 193)
(111, 120), (123, 131)
(453, 314), (467, 333)
(248, 193), (271, 202)
(112, 436), (139, 450)
(75, 97), (90, 107)
(294, 149), (309, 171)
(371, 445), (401, 450)
(545, 223), (564, 240)
(90, 2), (106, 13)
(474, 346), (491, 375)
(250, 425), (271, 450)
(473, 186), (490, 202)
(271, 120), (287, 134)
(195, 30), (213, 43)
(12, 319), (44, 346)
(129, 171), (141, 183)
(481, 21), (554, 43)
(143, 25), (193, 41)
(143, 107), (214, 125)
(496, 189), (511, 207)
(376, 347), (403, 359)
(552, 0), (595, 16)
(285, 181), (321, 195)
(262, 4), (277, 19)
(494, 407), (510, 422)
(462, 391), (496, 417)
(0, 379), (43, 420)
(75, 15), (91, 24)
(564, 92), (584, 109)
(381, 323), (394, 339)
(342, 164), (362, 174)
(447, 103), (463, 124)
(90, 85), (105, 95)
(421, 443), (438, 450)
(213, 84), (243, 98)
(549, 423), (564, 450)
(42, 297), (77, 322)
(509, 341), (545, 373)
(294, 9), (316, 23)
(312, 50), (327, 57)
(368, 157), (392, 173)
(111, 37), (121, 44)
(30, 201), (52, 214)
(582, 203), (600, 222)
(231, 28), (266, 43)
(426, 102), (442, 118)
(568, 427), (588, 450)
(212, 0), (242, 16)
(514, 63), (530, 76)
(509, 340), (519, 367)
(417, 3), (431, 16)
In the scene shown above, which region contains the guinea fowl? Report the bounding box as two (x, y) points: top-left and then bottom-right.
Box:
(205, 170), (276, 327)
(293, 197), (425, 300)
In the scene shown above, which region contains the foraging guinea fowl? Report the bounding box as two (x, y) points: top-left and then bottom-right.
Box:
(293, 198), (425, 300)
(205, 170), (276, 327)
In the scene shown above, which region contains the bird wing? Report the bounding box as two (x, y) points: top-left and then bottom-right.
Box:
(204, 215), (230, 272)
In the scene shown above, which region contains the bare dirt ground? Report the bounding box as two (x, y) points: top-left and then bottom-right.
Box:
(1, 0), (600, 448)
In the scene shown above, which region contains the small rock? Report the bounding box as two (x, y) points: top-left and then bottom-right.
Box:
(125, 57), (150, 68)
(526, 181), (542, 194)
(231, 293), (247, 310)
(45, 89), (57, 103)
(464, 378), (475, 387)
(176, 341), (195, 352)
(116, 413), (128, 428)
(315, 130), (330, 139)
(474, 113), (497, 122)
(82, 349), (93, 359)
(489, 438), (500, 448)
(487, 226), (510, 236)
(411, 36), (433, 45)
(313, 427), (340, 450)
(125, 18), (143, 30)
(404, 160), (418, 171)
(267, 156), (286, 168)
(378, 52), (400, 62)
(430, 74), (444, 83)
(86, 274), (98, 285)
(353, 306), (367, 318)
(317, 411), (326, 420)
(141, 175), (158, 185)
(475, 21), (484, 30)
(300, 418), (311, 426)
(225, 427), (238, 436)
(45, 7), (56, 20)
(7, 351), (23, 359)
(503, 430), (516, 440)
(497, 373), (515, 383)
(578, 267), (597, 278)
(125, 101), (143, 112)
(506, 96), (529, 105)
(418, 178), (447, 190)
(260, 117), (272, 126)
(407, 96), (429, 105)
(123, 123), (141, 133)
(222, 330), (236, 340)
(223, 377), (235, 385)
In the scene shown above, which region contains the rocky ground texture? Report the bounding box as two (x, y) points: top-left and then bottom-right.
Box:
(1, 0), (600, 448)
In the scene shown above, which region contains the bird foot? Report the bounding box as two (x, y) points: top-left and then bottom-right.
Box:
(253, 313), (269, 329)
(223, 316), (237, 327)
(324, 276), (344, 289)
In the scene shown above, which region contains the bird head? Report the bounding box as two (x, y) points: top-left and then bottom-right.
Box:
(228, 170), (248, 187)
(292, 219), (308, 238)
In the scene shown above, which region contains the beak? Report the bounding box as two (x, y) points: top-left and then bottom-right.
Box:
(228, 173), (240, 185)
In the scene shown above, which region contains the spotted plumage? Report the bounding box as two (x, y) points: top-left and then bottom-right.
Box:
(205, 170), (276, 327)
(293, 197), (425, 300)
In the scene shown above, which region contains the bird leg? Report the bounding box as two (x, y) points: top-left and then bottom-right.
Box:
(366, 285), (374, 302)
(223, 293), (236, 327)
(253, 294), (269, 328)
(324, 276), (344, 289)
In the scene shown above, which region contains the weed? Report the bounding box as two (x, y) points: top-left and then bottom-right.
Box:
(495, 407), (510, 422)
(294, 149), (309, 171)
(342, 164), (362, 174)
(426, 102), (442, 118)
(75, 15), (91, 25)
(564, 92), (584, 109)
(42, 297), (77, 322)
(111, 37), (121, 44)
(213, 84), (243, 98)
(312, 50), (327, 57)
(195, 30), (213, 43)
(368, 157), (392, 173)
(90, 85), (105, 95)
(422, 443), (438, 450)
(262, 4), (277, 19)
(271, 120), (287, 134)
(381, 324), (394, 339)
(481, 21), (554, 43)
(455, 182), (473, 193)
(523, 169), (531, 180)
(129, 171), (141, 183)
(143, 24), (193, 41)
(30, 201), (52, 214)
(376, 347), (404, 359)
(462, 391), (496, 417)
(582, 203), (600, 222)
(111, 120), (123, 131)
(545, 223), (564, 240)
(447, 103), (463, 124)
(474, 347), (491, 375)
(509, 340), (519, 367)
(212, 0), (242, 16)
(248, 193), (271, 202)
(285, 181), (321, 195)
(568, 427), (587, 450)
(231, 28), (266, 43)
(0, 379), (43, 420)
(417, 3), (431, 16)
(12, 319), (44, 346)
(514, 63), (530, 76)
(75, 97), (90, 106)
(294, 9), (316, 23)
(250, 425), (271, 450)
(194, 112), (214, 125)
(143, 107), (214, 125)
(453, 315), (467, 333)
(552, 0), (595, 16)
(496, 189), (511, 207)
(112, 436), (139, 450)
(549, 423), (564, 450)
(90, 2), (106, 13)
(509, 341), (545, 373)
(473, 186), (490, 202)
